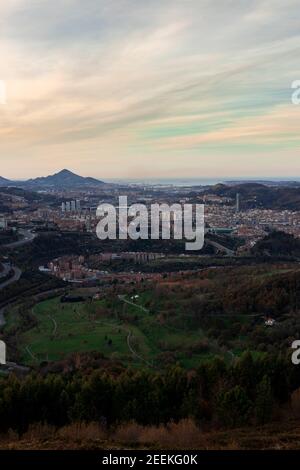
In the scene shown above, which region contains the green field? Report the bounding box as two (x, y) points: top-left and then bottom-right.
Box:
(4, 292), (224, 368)
(14, 298), (152, 365)
(6, 262), (287, 369)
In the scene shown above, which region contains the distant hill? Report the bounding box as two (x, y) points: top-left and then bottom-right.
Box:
(0, 176), (12, 186)
(206, 183), (300, 210)
(225, 180), (300, 188)
(24, 169), (105, 188)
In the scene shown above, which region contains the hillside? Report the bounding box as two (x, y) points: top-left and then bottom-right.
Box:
(252, 231), (300, 257)
(2, 419), (300, 450)
(0, 187), (58, 213)
(206, 183), (300, 210)
(0, 176), (12, 186)
(4, 262), (300, 368)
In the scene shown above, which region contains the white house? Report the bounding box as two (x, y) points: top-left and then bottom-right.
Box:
(265, 318), (276, 327)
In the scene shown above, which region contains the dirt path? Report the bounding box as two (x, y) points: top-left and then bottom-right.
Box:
(95, 316), (154, 368)
(48, 315), (58, 337)
(25, 346), (38, 363)
(126, 330), (154, 367)
(118, 295), (149, 313)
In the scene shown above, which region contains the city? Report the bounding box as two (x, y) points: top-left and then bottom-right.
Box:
(1, 0), (300, 458)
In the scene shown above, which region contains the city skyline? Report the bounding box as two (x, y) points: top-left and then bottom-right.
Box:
(0, 0), (300, 179)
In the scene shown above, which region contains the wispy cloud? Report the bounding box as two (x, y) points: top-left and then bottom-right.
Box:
(0, 0), (299, 178)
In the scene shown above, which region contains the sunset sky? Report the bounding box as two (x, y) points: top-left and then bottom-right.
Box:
(0, 0), (300, 180)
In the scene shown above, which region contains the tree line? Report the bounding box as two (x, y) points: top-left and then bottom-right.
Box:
(0, 352), (299, 434)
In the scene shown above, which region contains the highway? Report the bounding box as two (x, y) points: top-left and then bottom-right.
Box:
(206, 239), (235, 256)
(0, 266), (22, 327)
(0, 265), (22, 290)
(0, 263), (11, 279)
(0, 229), (36, 327)
(0, 228), (35, 289)
(4, 229), (36, 249)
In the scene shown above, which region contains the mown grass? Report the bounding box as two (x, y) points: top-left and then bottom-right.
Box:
(17, 298), (142, 365)
(6, 292), (220, 369)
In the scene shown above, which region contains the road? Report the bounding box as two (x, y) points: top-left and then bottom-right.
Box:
(0, 266), (22, 328)
(0, 265), (22, 290)
(0, 263), (11, 279)
(206, 239), (235, 256)
(4, 229), (36, 249)
(0, 229), (36, 328)
(0, 229), (34, 292)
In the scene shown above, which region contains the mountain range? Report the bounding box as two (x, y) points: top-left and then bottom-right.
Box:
(0, 169), (105, 189)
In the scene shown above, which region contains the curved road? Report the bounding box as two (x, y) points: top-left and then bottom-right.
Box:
(4, 229), (36, 249)
(0, 229), (35, 327)
(0, 263), (11, 279)
(0, 265), (22, 290)
(0, 266), (22, 327)
(206, 239), (234, 256)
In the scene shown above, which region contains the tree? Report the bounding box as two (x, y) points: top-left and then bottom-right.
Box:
(217, 385), (253, 427)
(255, 375), (273, 424)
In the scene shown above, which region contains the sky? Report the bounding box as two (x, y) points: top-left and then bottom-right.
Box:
(0, 0), (300, 180)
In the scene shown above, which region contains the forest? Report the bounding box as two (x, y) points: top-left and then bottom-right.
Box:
(0, 352), (298, 435)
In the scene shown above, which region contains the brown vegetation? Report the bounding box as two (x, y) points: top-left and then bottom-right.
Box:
(1, 418), (300, 450)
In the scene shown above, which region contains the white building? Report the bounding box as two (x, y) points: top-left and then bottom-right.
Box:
(0, 218), (8, 230)
(0, 340), (6, 365)
(62, 200), (81, 213)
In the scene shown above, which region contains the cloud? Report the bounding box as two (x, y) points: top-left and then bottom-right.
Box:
(0, 0), (299, 178)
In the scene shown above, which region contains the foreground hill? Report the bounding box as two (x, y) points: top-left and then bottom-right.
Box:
(2, 418), (300, 450)
(0, 350), (300, 450)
